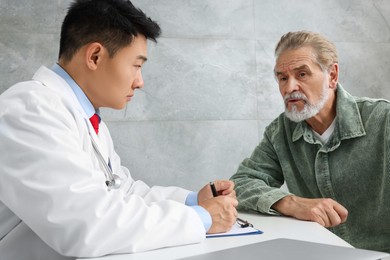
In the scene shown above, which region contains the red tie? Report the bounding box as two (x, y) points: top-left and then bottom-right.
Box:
(89, 114), (100, 134)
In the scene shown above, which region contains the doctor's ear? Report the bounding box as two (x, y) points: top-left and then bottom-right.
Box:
(85, 42), (105, 70)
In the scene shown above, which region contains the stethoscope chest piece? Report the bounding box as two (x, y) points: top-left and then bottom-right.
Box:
(106, 174), (121, 190)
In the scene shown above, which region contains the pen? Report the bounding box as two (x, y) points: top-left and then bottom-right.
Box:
(209, 181), (218, 197)
(236, 217), (253, 228)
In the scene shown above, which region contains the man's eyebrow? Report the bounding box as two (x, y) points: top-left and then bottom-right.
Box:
(291, 64), (310, 71)
(275, 64), (310, 75)
(137, 55), (148, 62)
(275, 71), (284, 76)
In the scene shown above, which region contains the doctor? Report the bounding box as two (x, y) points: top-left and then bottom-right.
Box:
(0, 0), (238, 259)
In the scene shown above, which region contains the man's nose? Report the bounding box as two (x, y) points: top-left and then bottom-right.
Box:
(284, 77), (299, 94)
(133, 71), (144, 89)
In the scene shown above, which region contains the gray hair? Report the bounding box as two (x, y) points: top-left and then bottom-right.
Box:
(275, 31), (338, 71)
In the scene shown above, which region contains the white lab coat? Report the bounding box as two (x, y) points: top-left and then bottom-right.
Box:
(0, 66), (205, 260)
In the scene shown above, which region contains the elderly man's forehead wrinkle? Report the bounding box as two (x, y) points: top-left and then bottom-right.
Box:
(276, 55), (315, 73)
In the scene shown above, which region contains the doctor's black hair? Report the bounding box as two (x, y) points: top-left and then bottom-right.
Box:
(58, 0), (161, 62)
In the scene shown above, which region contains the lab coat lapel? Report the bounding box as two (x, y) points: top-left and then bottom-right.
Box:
(86, 117), (110, 163)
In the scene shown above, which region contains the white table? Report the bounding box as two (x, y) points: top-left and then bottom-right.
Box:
(80, 212), (352, 260)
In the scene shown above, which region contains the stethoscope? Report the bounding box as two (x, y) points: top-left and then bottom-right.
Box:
(89, 134), (122, 190)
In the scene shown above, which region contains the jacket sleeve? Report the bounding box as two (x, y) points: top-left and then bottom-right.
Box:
(230, 121), (291, 215)
(0, 83), (205, 258)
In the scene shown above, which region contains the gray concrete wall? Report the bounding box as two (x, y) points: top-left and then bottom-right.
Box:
(1, 0), (390, 190)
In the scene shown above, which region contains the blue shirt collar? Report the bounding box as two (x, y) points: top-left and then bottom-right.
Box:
(51, 63), (98, 118)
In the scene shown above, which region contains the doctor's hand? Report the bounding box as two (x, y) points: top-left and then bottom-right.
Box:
(197, 180), (236, 203)
(199, 196), (238, 234)
(272, 195), (348, 228)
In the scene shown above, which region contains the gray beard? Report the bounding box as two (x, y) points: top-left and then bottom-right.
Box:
(284, 86), (329, 122)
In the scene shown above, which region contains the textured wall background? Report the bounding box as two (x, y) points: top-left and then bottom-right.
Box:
(1, 0), (390, 191)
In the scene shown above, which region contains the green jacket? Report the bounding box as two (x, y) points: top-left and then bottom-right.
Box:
(231, 84), (390, 253)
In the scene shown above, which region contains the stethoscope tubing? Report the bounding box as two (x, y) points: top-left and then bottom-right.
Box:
(89, 134), (121, 190)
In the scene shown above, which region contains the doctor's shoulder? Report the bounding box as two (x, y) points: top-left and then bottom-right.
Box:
(0, 78), (74, 122)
